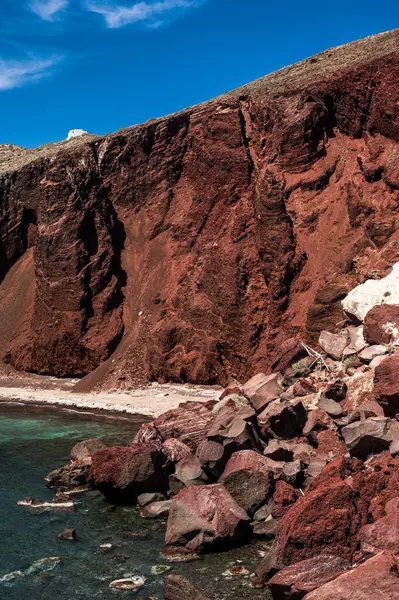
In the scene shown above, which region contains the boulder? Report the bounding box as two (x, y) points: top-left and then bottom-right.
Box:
(303, 410), (336, 436)
(70, 439), (106, 466)
(162, 439), (193, 463)
(341, 370), (374, 412)
(364, 304), (399, 345)
(374, 353), (399, 415)
(164, 575), (210, 600)
(58, 528), (76, 541)
(91, 442), (165, 503)
(169, 455), (208, 493)
(293, 379), (317, 397)
(263, 440), (314, 464)
(45, 463), (91, 490)
(342, 262), (399, 322)
(153, 407), (213, 451)
(137, 492), (165, 507)
(324, 380), (347, 401)
(258, 399), (307, 439)
(345, 325), (368, 353)
(242, 372), (283, 412)
(165, 484), (250, 552)
(211, 394), (255, 420)
(268, 555), (348, 600)
(275, 480), (361, 566)
(220, 450), (272, 514)
(359, 510), (399, 555)
(133, 421), (162, 445)
(272, 481), (300, 519)
(316, 429), (347, 459)
(195, 439), (226, 477)
(358, 345), (388, 363)
(318, 331), (348, 360)
(318, 396), (343, 416)
(302, 551), (399, 600)
(140, 500), (172, 519)
(341, 417), (392, 458)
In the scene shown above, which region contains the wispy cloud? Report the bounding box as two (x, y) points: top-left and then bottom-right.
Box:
(29, 0), (69, 21)
(85, 0), (204, 29)
(0, 55), (62, 90)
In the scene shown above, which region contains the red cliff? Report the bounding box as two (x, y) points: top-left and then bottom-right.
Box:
(0, 29), (398, 390)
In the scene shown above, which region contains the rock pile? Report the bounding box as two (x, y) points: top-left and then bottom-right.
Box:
(48, 286), (399, 598)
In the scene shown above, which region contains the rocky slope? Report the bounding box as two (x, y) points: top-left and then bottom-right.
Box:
(0, 29), (398, 389)
(43, 277), (399, 599)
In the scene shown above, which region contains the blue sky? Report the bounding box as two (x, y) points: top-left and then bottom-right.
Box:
(0, 0), (398, 148)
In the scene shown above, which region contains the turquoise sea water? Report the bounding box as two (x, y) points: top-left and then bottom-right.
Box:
(0, 403), (267, 600)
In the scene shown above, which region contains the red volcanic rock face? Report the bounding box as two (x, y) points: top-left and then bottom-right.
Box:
(0, 31), (399, 388)
(275, 481), (361, 566)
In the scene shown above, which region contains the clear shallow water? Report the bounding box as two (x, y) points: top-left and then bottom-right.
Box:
(0, 403), (268, 600)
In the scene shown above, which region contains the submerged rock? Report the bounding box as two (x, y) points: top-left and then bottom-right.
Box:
(109, 575), (146, 591)
(164, 574), (210, 600)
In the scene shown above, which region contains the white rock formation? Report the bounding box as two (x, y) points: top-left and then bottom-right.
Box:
(342, 262), (399, 321)
(67, 129), (88, 140)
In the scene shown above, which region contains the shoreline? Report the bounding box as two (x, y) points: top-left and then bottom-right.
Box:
(0, 380), (221, 419)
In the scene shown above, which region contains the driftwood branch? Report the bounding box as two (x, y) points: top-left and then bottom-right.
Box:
(300, 341), (330, 371)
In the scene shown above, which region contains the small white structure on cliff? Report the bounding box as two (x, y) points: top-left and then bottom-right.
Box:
(67, 129), (88, 140)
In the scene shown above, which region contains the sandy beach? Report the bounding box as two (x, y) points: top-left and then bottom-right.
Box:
(0, 374), (221, 418)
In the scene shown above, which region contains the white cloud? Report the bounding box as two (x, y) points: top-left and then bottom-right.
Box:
(29, 0), (69, 21)
(85, 0), (203, 29)
(0, 56), (62, 91)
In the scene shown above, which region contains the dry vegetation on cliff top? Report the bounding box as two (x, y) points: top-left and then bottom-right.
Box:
(0, 28), (397, 176)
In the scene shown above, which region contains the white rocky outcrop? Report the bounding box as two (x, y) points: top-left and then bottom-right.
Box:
(342, 263), (399, 321)
(67, 129), (88, 140)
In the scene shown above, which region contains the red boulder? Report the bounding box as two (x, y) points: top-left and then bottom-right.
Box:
(302, 551), (399, 600)
(91, 442), (165, 503)
(165, 483), (250, 551)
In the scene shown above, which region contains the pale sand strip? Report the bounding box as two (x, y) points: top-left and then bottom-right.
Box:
(0, 383), (221, 418)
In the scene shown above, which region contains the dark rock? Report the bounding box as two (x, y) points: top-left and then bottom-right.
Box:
(341, 417), (392, 458)
(164, 574), (210, 600)
(325, 380), (347, 401)
(258, 399), (307, 439)
(263, 440), (314, 464)
(58, 528), (76, 541)
(70, 439), (106, 466)
(45, 463), (91, 490)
